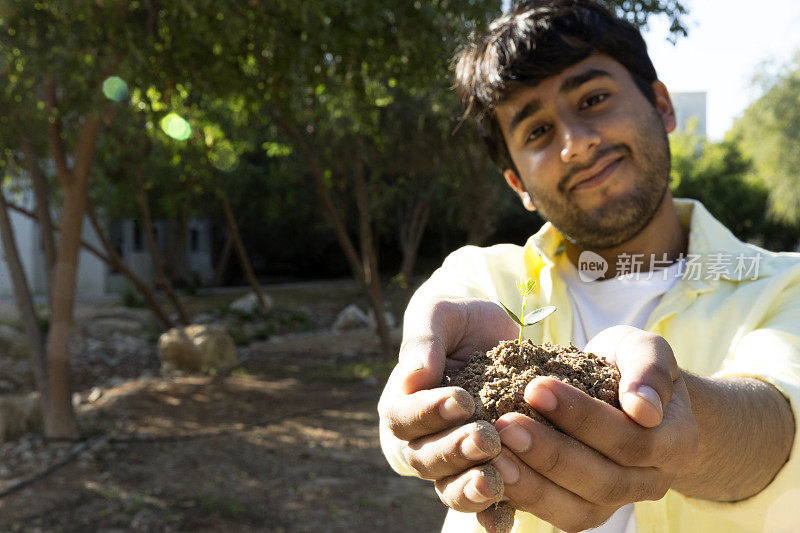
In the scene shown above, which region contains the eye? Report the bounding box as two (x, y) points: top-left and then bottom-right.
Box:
(526, 123), (552, 143)
(581, 92), (609, 109)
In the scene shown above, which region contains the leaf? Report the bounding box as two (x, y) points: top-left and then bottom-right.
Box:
(523, 305), (556, 326)
(499, 301), (523, 326)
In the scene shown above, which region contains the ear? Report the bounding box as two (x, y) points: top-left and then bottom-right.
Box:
(651, 81), (677, 134)
(503, 168), (536, 212)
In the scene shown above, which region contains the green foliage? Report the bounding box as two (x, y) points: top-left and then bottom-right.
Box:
(305, 360), (395, 383)
(670, 126), (770, 242)
(731, 52), (800, 227)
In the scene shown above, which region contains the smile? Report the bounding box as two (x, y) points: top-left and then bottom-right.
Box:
(570, 156), (624, 191)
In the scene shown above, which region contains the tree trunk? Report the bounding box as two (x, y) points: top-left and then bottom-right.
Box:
(274, 113), (394, 358)
(461, 147), (497, 246)
(0, 190), (49, 415)
(217, 190), (270, 313)
(20, 136), (57, 309)
(133, 168), (189, 325)
(352, 160), (392, 357)
(86, 202), (174, 330)
(43, 112), (105, 439)
(398, 198), (431, 282)
(213, 231), (233, 287)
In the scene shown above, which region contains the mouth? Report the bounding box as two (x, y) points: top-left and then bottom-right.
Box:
(568, 155), (624, 192)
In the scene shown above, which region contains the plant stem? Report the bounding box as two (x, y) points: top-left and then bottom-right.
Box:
(518, 293), (527, 343)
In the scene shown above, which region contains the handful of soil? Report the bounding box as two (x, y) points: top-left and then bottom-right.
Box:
(442, 339), (621, 533)
(443, 340), (621, 424)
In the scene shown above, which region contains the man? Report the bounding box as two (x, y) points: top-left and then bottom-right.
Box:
(378, 1), (799, 532)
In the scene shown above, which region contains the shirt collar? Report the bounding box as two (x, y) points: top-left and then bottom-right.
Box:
(523, 198), (770, 280)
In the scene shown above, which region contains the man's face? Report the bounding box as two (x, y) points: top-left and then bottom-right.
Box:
(495, 54), (676, 249)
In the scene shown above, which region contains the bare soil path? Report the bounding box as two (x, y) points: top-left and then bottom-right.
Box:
(0, 280), (448, 532)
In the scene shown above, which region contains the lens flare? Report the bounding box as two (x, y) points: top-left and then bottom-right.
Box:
(210, 145), (239, 172)
(160, 113), (192, 141)
(102, 76), (129, 102)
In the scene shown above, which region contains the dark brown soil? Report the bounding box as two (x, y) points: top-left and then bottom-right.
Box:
(443, 340), (621, 424)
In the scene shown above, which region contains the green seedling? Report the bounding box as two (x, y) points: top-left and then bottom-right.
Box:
(499, 278), (557, 343)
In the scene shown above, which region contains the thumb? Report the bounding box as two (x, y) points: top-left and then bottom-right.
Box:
(585, 326), (677, 428)
(398, 335), (447, 395)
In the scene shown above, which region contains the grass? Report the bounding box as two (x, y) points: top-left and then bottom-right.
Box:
(303, 360), (394, 383)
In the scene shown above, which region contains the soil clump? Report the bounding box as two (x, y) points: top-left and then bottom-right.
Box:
(443, 340), (621, 424)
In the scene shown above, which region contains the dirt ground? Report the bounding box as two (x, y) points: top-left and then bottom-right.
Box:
(0, 281), (449, 532)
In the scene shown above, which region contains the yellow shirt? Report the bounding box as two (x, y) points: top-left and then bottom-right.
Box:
(380, 199), (800, 532)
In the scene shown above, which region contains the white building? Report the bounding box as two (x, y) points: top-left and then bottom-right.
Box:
(670, 91), (708, 136)
(0, 188), (214, 298)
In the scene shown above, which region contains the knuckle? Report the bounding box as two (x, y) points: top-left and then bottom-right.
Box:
(650, 477), (672, 501)
(538, 446), (566, 477)
(581, 508), (612, 531)
(401, 445), (426, 478)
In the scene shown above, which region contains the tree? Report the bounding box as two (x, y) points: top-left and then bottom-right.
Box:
(0, 0), (281, 438)
(730, 52), (800, 228)
(668, 125), (794, 249)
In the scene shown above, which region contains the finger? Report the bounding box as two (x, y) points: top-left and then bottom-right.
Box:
(494, 413), (669, 506)
(476, 501), (516, 533)
(435, 464), (504, 513)
(586, 326), (679, 427)
(404, 420), (501, 480)
(398, 299), (468, 394)
(382, 386), (474, 441)
(490, 448), (617, 532)
(524, 377), (661, 467)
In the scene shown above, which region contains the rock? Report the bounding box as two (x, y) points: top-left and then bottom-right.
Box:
(87, 387), (103, 403)
(158, 324), (238, 372)
(366, 309), (397, 330)
(332, 304), (368, 331)
(0, 392), (42, 443)
(230, 292), (273, 316)
(0, 325), (29, 359)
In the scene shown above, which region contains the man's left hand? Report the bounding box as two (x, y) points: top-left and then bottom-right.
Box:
(476, 326), (699, 532)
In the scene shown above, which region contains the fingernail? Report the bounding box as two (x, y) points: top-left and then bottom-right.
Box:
(491, 456), (519, 485)
(634, 385), (663, 417)
(499, 422), (531, 453)
(465, 480), (493, 503)
(461, 434), (491, 461)
(526, 382), (557, 412)
(440, 394), (471, 421)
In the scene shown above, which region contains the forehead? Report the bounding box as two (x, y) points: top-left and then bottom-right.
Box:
(494, 54), (633, 122)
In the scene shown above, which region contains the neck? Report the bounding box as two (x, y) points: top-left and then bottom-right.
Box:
(564, 190), (688, 279)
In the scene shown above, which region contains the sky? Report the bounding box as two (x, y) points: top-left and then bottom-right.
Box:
(643, 0), (800, 139)
(500, 0), (800, 140)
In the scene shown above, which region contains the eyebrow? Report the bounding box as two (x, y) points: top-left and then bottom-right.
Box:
(507, 68), (615, 135)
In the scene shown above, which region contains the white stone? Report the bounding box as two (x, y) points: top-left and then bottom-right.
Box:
(87, 387), (103, 403)
(229, 292), (273, 316)
(332, 304), (368, 331)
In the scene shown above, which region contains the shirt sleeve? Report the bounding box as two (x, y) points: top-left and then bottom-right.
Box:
(686, 279), (800, 532)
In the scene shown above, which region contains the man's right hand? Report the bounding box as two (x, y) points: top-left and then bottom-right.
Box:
(377, 298), (519, 512)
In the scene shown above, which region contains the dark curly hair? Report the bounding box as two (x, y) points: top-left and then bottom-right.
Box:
(454, 0), (659, 172)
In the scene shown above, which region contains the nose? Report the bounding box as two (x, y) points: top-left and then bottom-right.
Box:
(559, 117), (601, 163)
